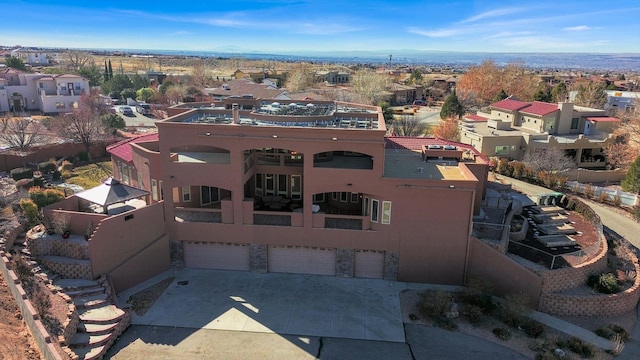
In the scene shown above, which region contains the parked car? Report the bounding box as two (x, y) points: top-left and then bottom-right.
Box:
(120, 106), (133, 115)
(136, 103), (151, 115)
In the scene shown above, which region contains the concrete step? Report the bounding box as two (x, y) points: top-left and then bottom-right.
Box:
(69, 344), (106, 360)
(73, 293), (109, 309)
(53, 278), (101, 291)
(78, 305), (126, 325)
(77, 322), (120, 335)
(65, 286), (105, 298)
(69, 332), (112, 348)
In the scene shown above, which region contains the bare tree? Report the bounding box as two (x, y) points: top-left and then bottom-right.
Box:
(64, 50), (92, 72)
(573, 81), (608, 109)
(349, 69), (391, 105)
(432, 117), (460, 141)
(52, 90), (111, 161)
(191, 60), (211, 87)
(605, 106), (640, 170)
(392, 115), (429, 136)
(523, 147), (575, 174)
(0, 114), (46, 166)
(285, 63), (314, 93)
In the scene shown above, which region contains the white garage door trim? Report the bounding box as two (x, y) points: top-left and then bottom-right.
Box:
(268, 246), (336, 276)
(184, 242), (250, 271)
(354, 250), (384, 279)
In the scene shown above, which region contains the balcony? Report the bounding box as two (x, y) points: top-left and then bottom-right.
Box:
(174, 207), (222, 223)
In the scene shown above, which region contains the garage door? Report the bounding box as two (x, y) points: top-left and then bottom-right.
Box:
(268, 246), (336, 275)
(354, 250), (384, 278)
(184, 242), (250, 271)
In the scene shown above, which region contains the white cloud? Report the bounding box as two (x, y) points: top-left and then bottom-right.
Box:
(459, 7), (525, 24)
(563, 25), (592, 31)
(407, 27), (465, 38)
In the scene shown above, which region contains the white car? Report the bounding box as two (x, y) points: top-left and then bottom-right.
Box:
(120, 106), (134, 115)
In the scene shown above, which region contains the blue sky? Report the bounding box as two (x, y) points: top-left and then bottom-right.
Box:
(1, 0), (639, 53)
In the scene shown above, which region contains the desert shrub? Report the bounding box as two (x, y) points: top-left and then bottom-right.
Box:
(20, 198), (40, 226)
(32, 177), (44, 187)
(38, 161), (56, 174)
(462, 276), (495, 313)
(587, 273), (620, 294)
(52, 170), (62, 181)
(521, 319), (545, 338)
(511, 161), (526, 179)
(29, 187), (64, 209)
(567, 337), (596, 358)
(595, 324), (629, 342)
(598, 191), (609, 203)
(417, 290), (453, 319)
(463, 304), (484, 325)
(613, 194), (622, 206)
(492, 327), (511, 340)
(434, 317), (459, 331)
(11, 255), (34, 287)
(15, 178), (34, 190)
(32, 287), (51, 316)
(10, 167), (33, 181)
(51, 212), (71, 235)
(60, 160), (73, 173)
(498, 293), (530, 327)
(583, 183), (595, 199)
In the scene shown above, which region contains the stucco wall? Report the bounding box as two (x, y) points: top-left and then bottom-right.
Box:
(467, 237), (542, 306)
(0, 141), (111, 172)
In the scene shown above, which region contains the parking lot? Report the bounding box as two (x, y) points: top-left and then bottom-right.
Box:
(115, 105), (160, 128)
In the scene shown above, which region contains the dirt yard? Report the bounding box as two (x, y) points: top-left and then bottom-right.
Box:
(0, 272), (42, 360)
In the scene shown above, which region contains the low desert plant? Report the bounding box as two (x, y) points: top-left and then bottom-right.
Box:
(566, 337), (596, 358)
(434, 317), (458, 331)
(492, 327), (511, 340)
(498, 293), (530, 327)
(32, 286), (51, 316)
(613, 194), (622, 206)
(20, 198), (40, 226)
(417, 289), (453, 319)
(462, 276), (495, 313)
(51, 212), (71, 235)
(598, 191), (609, 203)
(11, 255), (34, 287)
(521, 319), (545, 338)
(583, 183), (595, 199)
(463, 304), (484, 325)
(587, 273), (620, 294)
(595, 324), (630, 343)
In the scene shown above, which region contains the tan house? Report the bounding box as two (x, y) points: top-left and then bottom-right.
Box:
(459, 98), (619, 168)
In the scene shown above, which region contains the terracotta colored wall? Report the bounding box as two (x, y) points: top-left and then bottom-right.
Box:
(108, 234), (170, 293)
(0, 141), (111, 172)
(467, 237), (542, 306)
(88, 202), (169, 288)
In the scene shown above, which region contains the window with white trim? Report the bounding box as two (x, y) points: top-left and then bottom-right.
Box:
(371, 199), (379, 223)
(151, 179), (158, 201)
(182, 186), (191, 202)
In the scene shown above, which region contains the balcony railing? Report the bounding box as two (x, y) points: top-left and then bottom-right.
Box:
(174, 207), (222, 223)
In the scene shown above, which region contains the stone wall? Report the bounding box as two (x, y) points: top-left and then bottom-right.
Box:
(383, 252), (399, 281)
(250, 244), (267, 273)
(534, 240), (608, 293)
(538, 258), (640, 316)
(40, 257), (92, 279)
(27, 232), (90, 260)
(335, 249), (354, 277)
(0, 251), (66, 360)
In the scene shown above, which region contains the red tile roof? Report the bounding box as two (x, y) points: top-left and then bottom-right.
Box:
(107, 133), (159, 163)
(207, 79), (287, 99)
(584, 116), (620, 123)
(520, 101), (559, 116)
(490, 98), (530, 111)
(384, 136), (487, 163)
(464, 114), (488, 122)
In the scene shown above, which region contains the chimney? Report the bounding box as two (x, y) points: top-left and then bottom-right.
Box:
(232, 103), (239, 124)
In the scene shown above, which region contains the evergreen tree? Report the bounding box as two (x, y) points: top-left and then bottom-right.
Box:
(551, 82), (568, 102)
(104, 60), (109, 82)
(108, 60), (113, 80)
(494, 89), (508, 102)
(621, 156), (640, 193)
(440, 89), (464, 119)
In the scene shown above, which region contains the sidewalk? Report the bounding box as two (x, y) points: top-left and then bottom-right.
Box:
(529, 310), (613, 351)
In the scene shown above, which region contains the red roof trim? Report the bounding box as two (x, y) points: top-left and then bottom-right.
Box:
(107, 133), (158, 163)
(490, 98), (530, 111)
(465, 114), (488, 122)
(584, 116), (620, 122)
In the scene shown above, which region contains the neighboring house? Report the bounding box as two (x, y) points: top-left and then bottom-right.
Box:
(389, 83), (424, 106)
(459, 97), (620, 168)
(106, 98), (490, 285)
(10, 48), (59, 66)
(569, 90), (639, 112)
(0, 69), (89, 113)
(315, 71), (350, 84)
(204, 79), (290, 101)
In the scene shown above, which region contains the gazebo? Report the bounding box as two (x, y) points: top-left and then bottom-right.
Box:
(75, 177), (150, 214)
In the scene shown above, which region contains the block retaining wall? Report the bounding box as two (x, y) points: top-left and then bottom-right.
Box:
(27, 230), (90, 260)
(0, 251), (66, 360)
(538, 257), (640, 316)
(534, 239), (608, 293)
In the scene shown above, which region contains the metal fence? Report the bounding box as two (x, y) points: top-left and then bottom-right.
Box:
(567, 181), (638, 207)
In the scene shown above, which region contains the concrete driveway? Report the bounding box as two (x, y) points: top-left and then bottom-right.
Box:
(117, 269), (438, 343)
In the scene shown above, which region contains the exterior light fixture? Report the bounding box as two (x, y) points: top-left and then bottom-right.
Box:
(449, 185), (455, 188)
(331, 137), (338, 141)
(272, 135), (278, 138)
(206, 132), (211, 136)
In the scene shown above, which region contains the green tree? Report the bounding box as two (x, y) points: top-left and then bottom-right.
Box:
(440, 89), (464, 119)
(6, 56), (27, 71)
(101, 74), (133, 97)
(101, 113), (125, 134)
(551, 82), (568, 102)
(78, 63), (103, 87)
(159, 80), (174, 94)
(136, 87), (156, 103)
(494, 89), (508, 102)
(379, 101), (395, 125)
(120, 88), (137, 102)
(104, 60), (109, 82)
(108, 60), (113, 80)
(621, 156), (640, 193)
(408, 69), (423, 85)
(533, 84), (552, 102)
(131, 74), (149, 90)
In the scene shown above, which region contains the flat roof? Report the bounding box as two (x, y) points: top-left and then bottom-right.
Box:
(383, 149), (467, 180)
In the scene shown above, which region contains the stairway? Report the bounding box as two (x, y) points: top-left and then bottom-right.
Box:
(51, 277), (131, 360)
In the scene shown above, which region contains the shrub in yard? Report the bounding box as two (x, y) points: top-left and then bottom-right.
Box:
(29, 187), (65, 209)
(613, 194), (622, 206)
(11, 255), (34, 287)
(52, 170), (62, 181)
(492, 327), (511, 340)
(598, 191), (609, 203)
(587, 273), (620, 294)
(462, 276), (495, 313)
(38, 161), (56, 174)
(434, 317), (459, 331)
(15, 178), (34, 190)
(32, 286), (51, 316)
(498, 293), (530, 327)
(417, 290), (453, 319)
(567, 337), (596, 358)
(32, 177), (44, 187)
(60, 160), (73, 173)
(595, 324), (630, 342)
(583, 183), (595, 199)
(20, 198), (40, 226)
(521, 319), (545, 338)
(463, 304), (484, 325)
(10, 167), (33, 181)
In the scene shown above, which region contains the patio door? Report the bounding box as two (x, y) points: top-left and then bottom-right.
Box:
(265, 174), (275, 195)
(277, 174), (288, 197)
(290, 175), (301, 200)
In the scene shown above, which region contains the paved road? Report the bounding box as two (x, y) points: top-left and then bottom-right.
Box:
(498, 176), (640, 249)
